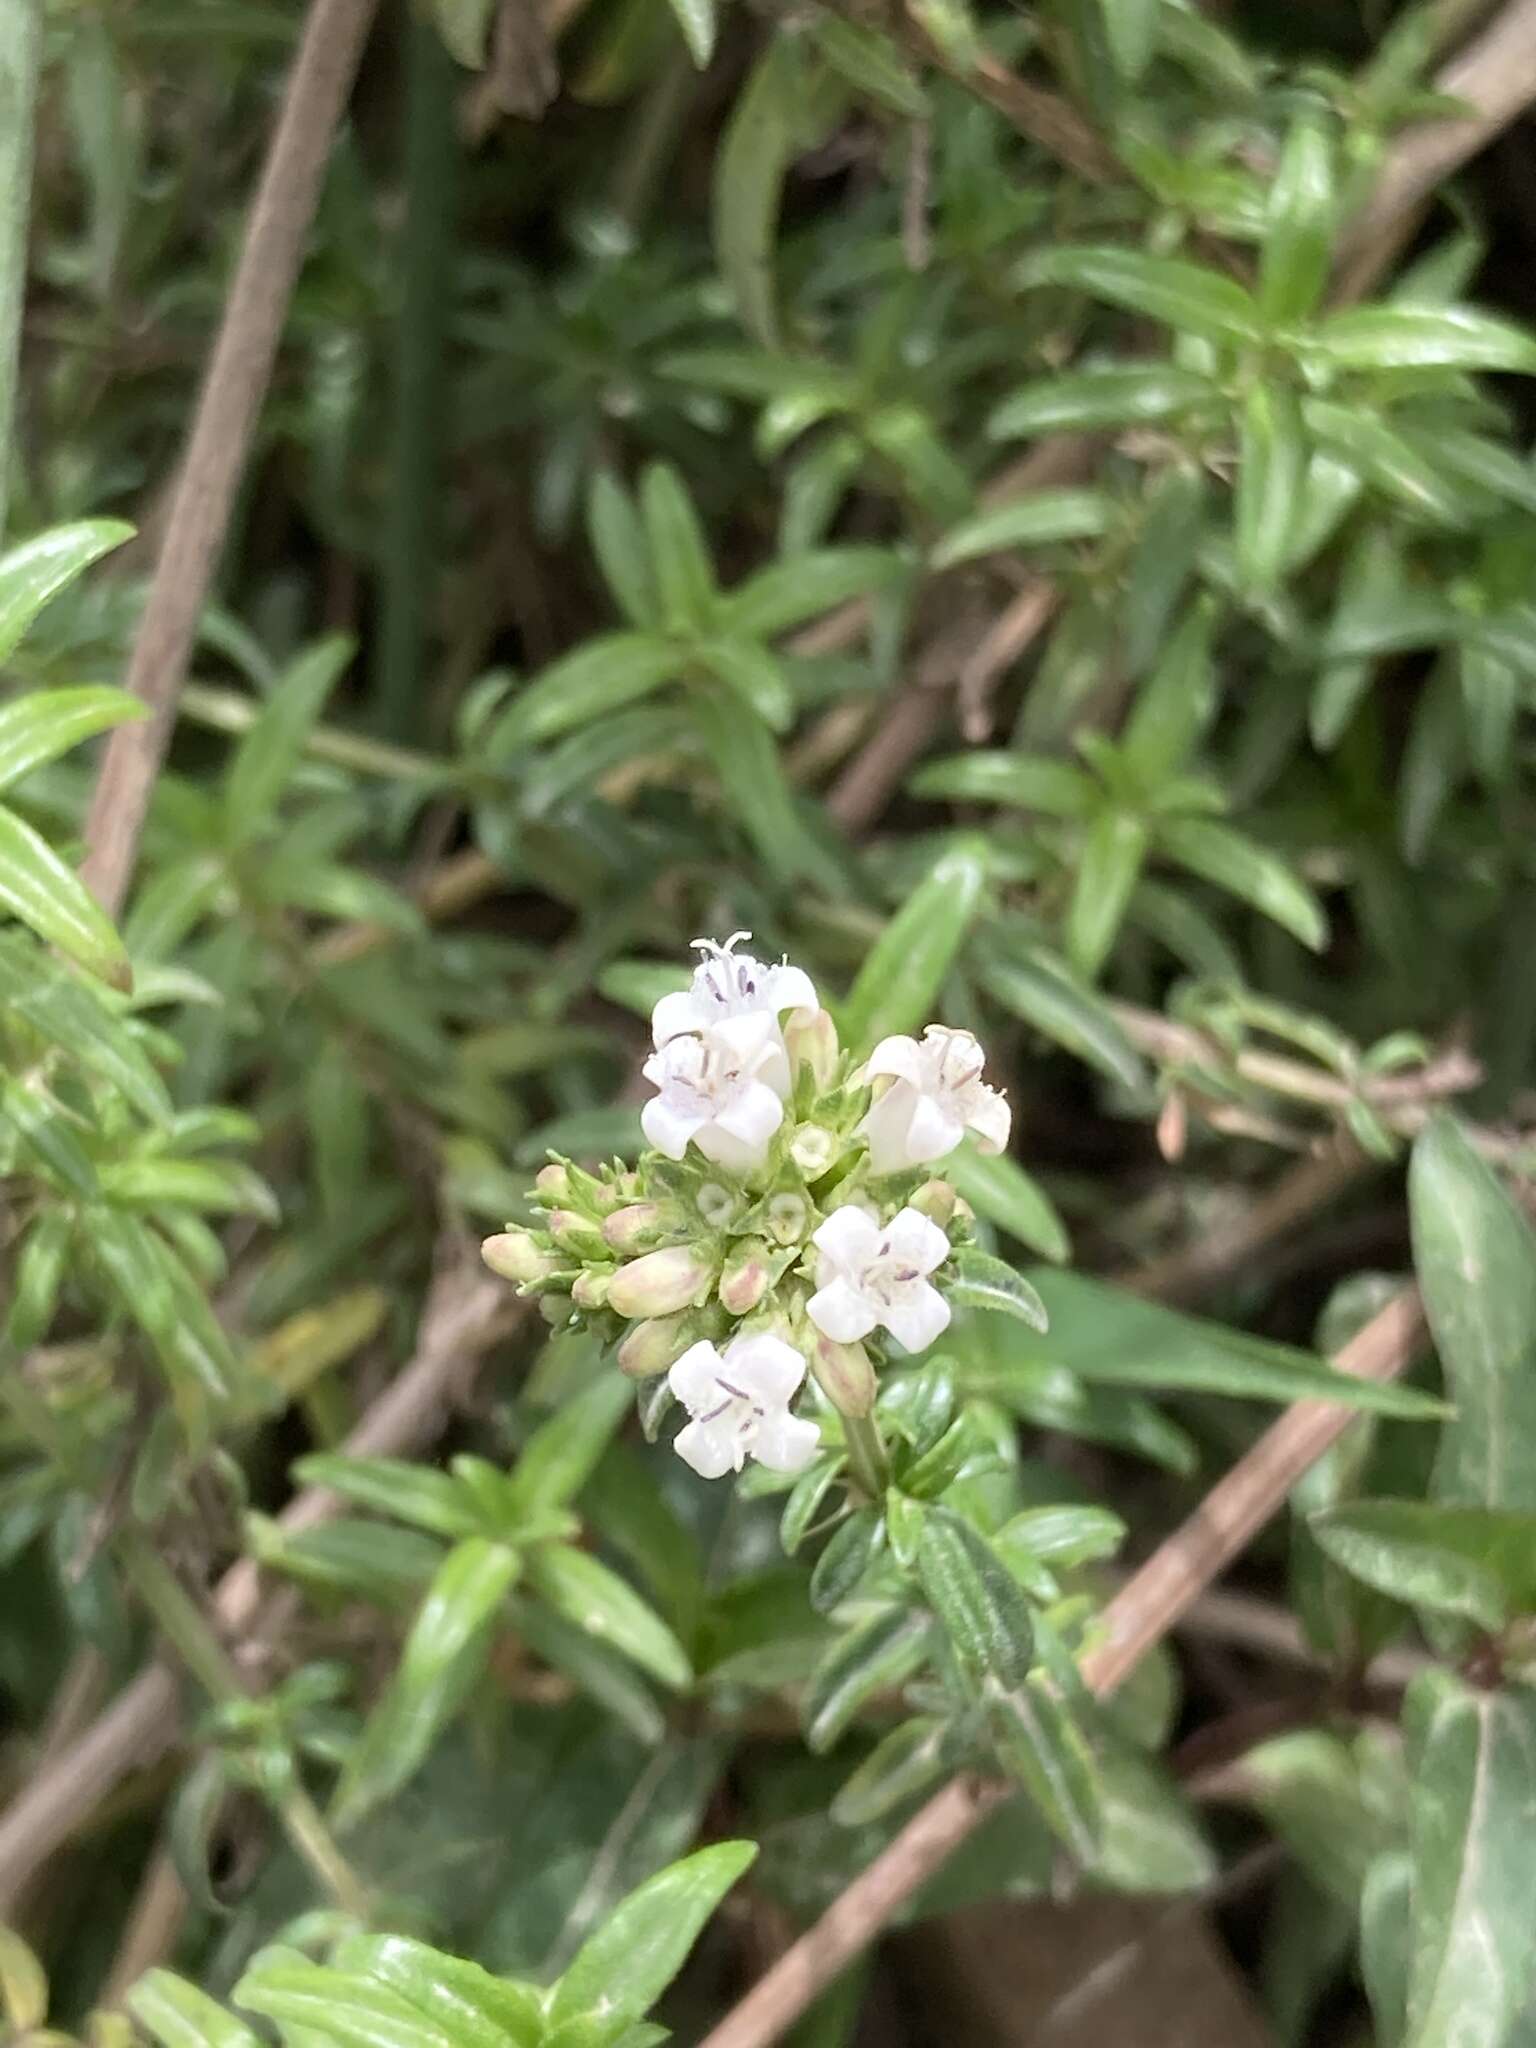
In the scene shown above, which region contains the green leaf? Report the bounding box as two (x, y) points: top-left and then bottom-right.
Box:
(831, 1714), (954, 1825)
(548, 1841), (757, 2037)
(909, 751), (1095, 814)
(1311, 1499), (1536, 1630)
(930, 489), (1113, 570)
(222, 636), (353, 845)
(1307, 304), (1536, 375)
(1235, 383), (1305, 595)
(1259, 118), (1335, 323)
(1067, 809), (1148, 979)
(1303, 401), (1473, 526)
(721, 547), (901, 639)
(1402, 1674), (1536, 2048)
(915, 1505), (1035, 1690)
(0, 519), (133, 663)
(587, 471), (659, 629)
(291, 1453), (487, 1539)
(101, 1155), (278, 1221)
(694, 638), (794, 732)
(942, 1138), (1070, 1264)
(810, 1507), (884, 1612)
(946, 1247), (1049, 1331)
(1123, 467), (1208, 679)
(988, 363), (1214, 439)
(1157, 814), (1327, 950)
(1121, 598), (1217, 781)
(639, 465), (716, 632)
(987, 1671), (1100, 1860)
(246, 1514), (443, 1608)
(1362, 1851), (1413, 2048)
(803, 1606), (931, 1753)
(1013, 244), (1265, 345)
(0, 933), (169, 1121)
(1098, 0), (1159, 83)
(689, 688), (841, 888)
(978, 949), (1145, 1089)
(507, 1372), (634, 1516)
(527, 1542), (692, 1688)
(712, 35), (801, 348)
(130, 1970), (263, 2048)
(435, 0), (495, 65)
(235, 1957), (460, 2048)
(491, 635), (682, 753)
(333, 1537), (521, 1827)
(326, 1936), (543, 2048)
(664, 0), (714, 66)
(0, 801), (131, 986)
(0, 685), (143, 792)
(1410, 1117), (1536, 1509)
(810, 14), (926, 114)
(839, 836), (987, 1055)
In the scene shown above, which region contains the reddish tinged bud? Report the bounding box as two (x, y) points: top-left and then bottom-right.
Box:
(481, 1230), (559, 1285)
(607, 1245), (713, 1319)
(572, 1268), (613, 1310)
(810, 1332), (877, 1418)
(548, 1209), (605, 1256)
(536, 1163), (573, 1202)
(719, 1237), (772, 1315)
(908, 1179), (957, 1227)
(602, 1203), (666, 1254)
(617, 1312), (699, 1378)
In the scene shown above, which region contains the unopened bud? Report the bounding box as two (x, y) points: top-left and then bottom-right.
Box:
(539, 1294), (572, 1327)
(618, 1311), (699, 1378)
(481, 1230), (559, 1285)
(572, 1267), (613, 1310)
(536, 1163), (573, 1203)
(810, 1333), (877, 1418)
(719, 1237), (772, 1315)
(697, 1182), (740, 1229)
(786, 1007), (840, 1089)
(766, 1192), (808, 1246)
(607, 1245), (712, 1319)
(908, 1179), (956, 1227)
(790, 1124), (837, 1178)
(603, 1203), (666, 1254)
(548, 1209), (605, 1256)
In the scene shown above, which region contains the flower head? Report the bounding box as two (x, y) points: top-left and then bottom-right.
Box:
(641, 1011), (791, 1173)
(651, 933), (818, 1049)
(857, 1026), (1011, 1176)
(807, 1204), (952, 1355)
(668, 1332), (821, 1479)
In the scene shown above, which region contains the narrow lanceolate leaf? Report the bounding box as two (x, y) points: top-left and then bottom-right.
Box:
(587, 471), (659, 629)
(803, 1606), (931, 1753)
(987, 364), (1214, 440)
(1066, 809), (1148, 979)
(943, 1138), (1070, 1264)
(916, 1507), (1036, 1694)
(1311, 1499), (1536, 1631)
(1403, 1674), (1536, 2048)
(327, 1936), (544, 2048)
(946, 1247), (1049, 1331)
(547, 1842), (757, 2038)
(1012, 245), (1265, 346)
(1157, 814), (1327, 951)
(1121, 598), (1217, 780)
(1410, 1117), (1536, 1509)
(640, 464), (716, 632)
(986, 1672), (1100, 1861)
(1259, 118), (1335, 323)
(930, 489), (1112, 571)
(0, 518), (133, 663)
(839, 836), (987, 1054)
(221, 635), (353, 845)
(1098, 0), (1159, 84)
(490, 635), (682, 754)
(333, 1537), (521, 1827)
(0, 801), (131, 986)
(0, 1926), (47, 2032)
(978, 950), (1145, 1090)
(506, 1371), (633, 1516)
(664, 0), (715, 66)
(234, 1958), (462, 2048)
(526, 1542), (692, 1688)
(909, 750), (1095, 814)
(712, 35), (802, 348)
(129, 1969), (264, 2048)
(0, 686), (143, 792)
(1306, 304), (1536, 375)
(720, 547), (901, 639)
(810, 14), (926, 114)
(1235, 383), (1305, 594)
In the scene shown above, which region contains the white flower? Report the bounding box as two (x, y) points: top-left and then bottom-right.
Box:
(857, 1026), (1011, 1176)
(641, 1011), (791, 1172)
(807, 1205), (952, 1355)
(651, 932), (818, 1049)
(668, 1332), (821, 1479)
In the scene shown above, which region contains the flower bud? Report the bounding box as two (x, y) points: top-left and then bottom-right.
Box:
(548, 1209), (605, 1257)
(481, 1230), (559, 1285)
(539, 1293), (572, 1327)
(790, 1124), (837, 1178)
(572, 1267), (613, 1310)
(766, 1192), (808, 1246)
(908, 1178), (957, 1227)
(617, 1311), (699, 1378)
(602, 1203), (667, 1254)
(697, 1182), (740, 1229)
(607, 1245), (713, 1319)
(786, 1006), (840, 1089)
(536, 1162), (573, 1203)
(718, 1237), (772, 1315)
(810, 1332), (877, 1418)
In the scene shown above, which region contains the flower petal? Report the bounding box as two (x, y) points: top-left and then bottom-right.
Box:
(858, 1087), (918, 1176)
(669, 1340), (725, 1414)
(753, 1410), (822, 1473)
(712, 1077), (786, 1150)
(762, 962), (819, 1021)
(652, 988), (708, 1046)
(641, 1095), (703, 1160)
(965, 1086), (1012, 1155)
(883, 1206), (952, 1276)
(674, 1417), (740, 1479)
(882, 1282), (952, 1355)
(807, 1277), (877, 1343)
(811, 1204), (883, 1270)
(864, 1034), (927, 1086)
(902, 1090), (966, 1166)
(693, 1120), (772, 1173)
(726, 1331), (806, 1406)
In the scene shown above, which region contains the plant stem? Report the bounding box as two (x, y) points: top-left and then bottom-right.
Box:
(373, 12), (457, 737)
(181, 679), (448, 782)
(0, 0), (39, 540)
(842, 1412), (890, 1502)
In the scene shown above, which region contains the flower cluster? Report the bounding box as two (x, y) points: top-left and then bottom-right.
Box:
(482, 935), (1011, 1481)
